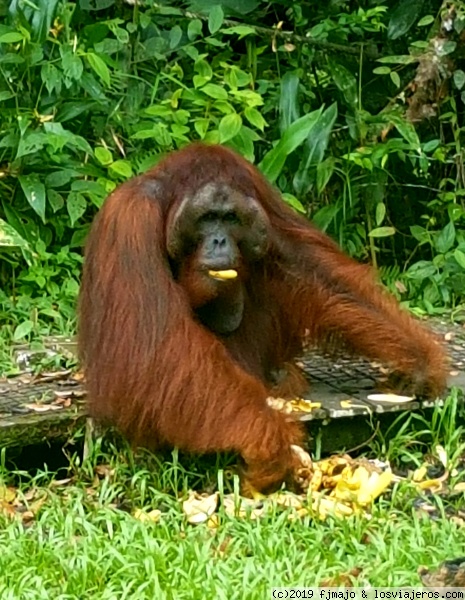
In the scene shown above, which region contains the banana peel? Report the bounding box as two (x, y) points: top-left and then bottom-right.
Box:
(180, 454), (393, 526)
(208, 269), (238, 281)
(267, 396), (321, 414)
(302, 455), (393, 517)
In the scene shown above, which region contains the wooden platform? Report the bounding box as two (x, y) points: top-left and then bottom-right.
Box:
(0, 320), (464, 450)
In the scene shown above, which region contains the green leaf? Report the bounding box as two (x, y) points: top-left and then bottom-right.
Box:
(152, 124), (172, 147)
(29, 0), (60, 42)
(439, 41), (457, 56)
(0, 32), (24, 43)
(227, 126), (257, 162)
(193, 75), (209, 88)
(13, 320), (34, 341)
(169, 25), (183, 49)
(227, 68), (238, 90)
(208, 5), (224, 34)
(312, 204), (339, 231)
(293, 103), (338, 195)
(109, 160), (133, 179)
(375, 202), (386, 226)
(388, 113), (421, 151)
(221, 25), (255, 38)
(390, 71), (401, 88)
(67, 192), (87, 226)
(45, 169), (77, 188)
(422, 139), (440, 153)
(188, 19), (203, 40)
(279, 71), (300, 133)
(41, 63), (61, 94)
(231, 68), (250, 88)
(410, 41), (429, 49)
(259, 107), (324, 183)
(95, 147), (113, 165)
(304, 103), (337, 166)
(410, 225), (429, 243)
(368, 226), (396, 238)
(204, 130), (220, 144)
(194, 119), (210, 139)
(60, 48), (84, 81)
(387, 0), (424, 40)
(193, 59), (212, 87)
(373, 66), (391, 75)
(407, 260), (436, 280)
(282, 193), (305, 214)
(18, 175), (46, 222)
(376, 55), (416, 65)
(454, 70), (465, 90)
(230, 89), (263, 107)
(200, 83), (228, 100)
(47, 190), (64, 213)
(195, 59), (213, 79)
(145, 105), (172, 117)
(435, 221), (456, 254)
(244, 107), (266, 131)
(219, 113), (242, 143)
(417, 15), (434, 26)
(86, 53), (110, 87)
(454, 249), (465, 269)
(0, 218), (31, 252)
(0, 91), (13, 102)
(316, 158), (335, 194)
(71, 180), (106, 197)
(16, 132), (47, 158)
(328, 62), (357, 107)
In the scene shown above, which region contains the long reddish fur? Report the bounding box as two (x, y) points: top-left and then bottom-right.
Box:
(79, 143), (447, 492)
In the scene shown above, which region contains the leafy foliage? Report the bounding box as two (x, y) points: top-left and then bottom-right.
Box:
(0, 0), (464, 349)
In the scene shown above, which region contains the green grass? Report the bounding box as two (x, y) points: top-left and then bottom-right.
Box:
(0, 393), (464, 599)
(1, 490), (462, 600)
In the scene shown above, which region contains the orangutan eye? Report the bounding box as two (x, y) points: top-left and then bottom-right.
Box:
(224, 212), (240, 224)
(200, 211), (217, 222)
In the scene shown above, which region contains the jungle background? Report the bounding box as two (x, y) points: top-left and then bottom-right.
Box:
(0, 0), (464, 369)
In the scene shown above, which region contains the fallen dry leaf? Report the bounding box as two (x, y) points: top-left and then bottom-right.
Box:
(0, 485), (16, 503)
(320, 567), (363, 587)
(50, 478), (73, 487)
(24, 403), (62, 412)
(54, 389), (85, 399)
(36, 369), (72, 382)
(94, 465), (115, 479)
(419, 558), (465, 587)
(0, 501), (16, 519)
(214, 536), (233, 558)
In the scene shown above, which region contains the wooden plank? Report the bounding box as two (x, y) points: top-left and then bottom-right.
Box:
(0, 320), (463, 449)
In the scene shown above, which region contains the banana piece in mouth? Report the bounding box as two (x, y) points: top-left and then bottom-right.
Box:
(208, 269), (238, 281)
